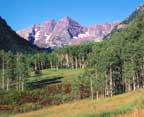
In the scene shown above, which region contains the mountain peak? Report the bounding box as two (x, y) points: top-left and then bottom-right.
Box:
(17, 17), (118, 48)
(62, 16), (73, 20)
(43, 19), (56, 24)
(59, 16), (79, 24)
(137, 4), (144, 11)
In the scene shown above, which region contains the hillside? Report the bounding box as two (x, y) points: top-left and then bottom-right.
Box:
(0, 16), (39, 53)
(105, 4), (144, 39)
(10, 89), (144, 117)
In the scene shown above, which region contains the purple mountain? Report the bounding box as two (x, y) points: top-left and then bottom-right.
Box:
(17, 17), (119, 48)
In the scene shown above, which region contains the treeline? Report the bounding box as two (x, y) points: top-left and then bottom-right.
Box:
(0, 43), (94, 91)
(80, 16), (144, 99)
(0, 51), (30, 91)
(30, 42), (94, 71)
(54, 43), (94, 69)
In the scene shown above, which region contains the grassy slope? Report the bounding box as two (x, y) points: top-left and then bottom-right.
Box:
(28, 69), (84, 83)
(11, 89), (144, 117)
(0, 69), (84, 117)
(0, 69), (84, 92)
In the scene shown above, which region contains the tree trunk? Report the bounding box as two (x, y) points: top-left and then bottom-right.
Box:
(71, 56), (74, 69)
(56, 62), (59, 70)
(127, 81), (131, 92)
(50, 61), (53, 69)
(90, 77), (94, 100)
(65, 54), (69, 68)
(2, 55), (5, 90)
(6, 78), (9, 91)
(136, 73), (140, 89)
(105, 80), (109, 96)
(41, 62), (43, 70)
(96, 91), (99, 100)
(82, 56), (85, 68)
(21, 80), (24, 91)
(34, 60), (37, 71)
(18, 75), (21, 92)
(75, 57), (78, 69)
(133, 76), (136, 91)
(109, 64), (113, 97)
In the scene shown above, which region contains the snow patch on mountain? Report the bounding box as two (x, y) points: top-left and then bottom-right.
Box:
(17, 17), (119, 48)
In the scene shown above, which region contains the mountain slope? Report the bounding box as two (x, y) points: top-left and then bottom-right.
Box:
(105, 4), (144, 39)
(0, 16), (39, 53)
(17, 17), (118, 48)
(123, 4), (144, 24)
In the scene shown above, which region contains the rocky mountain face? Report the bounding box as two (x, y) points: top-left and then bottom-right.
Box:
(17, 16), (119, 48)
(0, 16), (39, 53)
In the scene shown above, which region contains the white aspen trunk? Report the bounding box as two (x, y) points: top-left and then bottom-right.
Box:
(104, 73), (109, 96)
(6, 78), (9, 91)
(56, 62), (59, 70)
(79, 57), (82, 68)
(50, 61), (53, 69)
(96, 91), (99, 100)
(6, 60), (9, 91)
(127, 81), (131, 92)
(60, 54), (63, 68)
(109, 65), (113, 97)
(136, 73), (140, 89)
(142, 68), (144, 88)
(65, 54), (69, 68)
(133, 76), (136, 91)
(34, 59), (37, 71)
(38, 54), (41, 70)
(41, 62), (43, 70)
(140, 65), (144, 88)
(90, 77), (94, 100)
(2, 55), (5, 90)
(21, 79), (24, 91)
(38, 61), (41, 71)
(82, 56), (85, 68)
(75, 57), (78, 69)
(16, 75), (20, 91)
(70, 56), (74, 69)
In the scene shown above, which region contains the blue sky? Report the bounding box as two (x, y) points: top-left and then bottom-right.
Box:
(0, 0), (143, 30)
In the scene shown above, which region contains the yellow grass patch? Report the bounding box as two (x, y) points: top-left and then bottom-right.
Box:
(10, 89), (144, 117)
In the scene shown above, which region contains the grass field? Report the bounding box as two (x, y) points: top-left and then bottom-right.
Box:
(28, 68), (84, 83)
(0, 69), (85, 117)
(10, 89), (144, 117)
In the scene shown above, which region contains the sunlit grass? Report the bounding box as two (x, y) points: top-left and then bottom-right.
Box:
(27, 68), (84, 83)
(11, 89), (144, 117)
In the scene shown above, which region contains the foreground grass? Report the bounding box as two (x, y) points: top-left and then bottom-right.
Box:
(10, 89), (144, 117)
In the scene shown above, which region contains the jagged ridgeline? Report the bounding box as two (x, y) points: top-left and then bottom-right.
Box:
(0, 16), (39, 53)
(17, 16), (118, 48)
(105, 4), (144, 39)
(123, 4), (144, 24)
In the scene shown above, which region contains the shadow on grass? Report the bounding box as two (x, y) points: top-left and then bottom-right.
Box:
(26, 76), (63, 89)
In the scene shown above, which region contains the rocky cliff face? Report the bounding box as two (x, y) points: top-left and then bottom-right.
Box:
(17, 17), (119, 48)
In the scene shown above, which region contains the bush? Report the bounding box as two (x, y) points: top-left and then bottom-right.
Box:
(0, 90), (21, 105)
